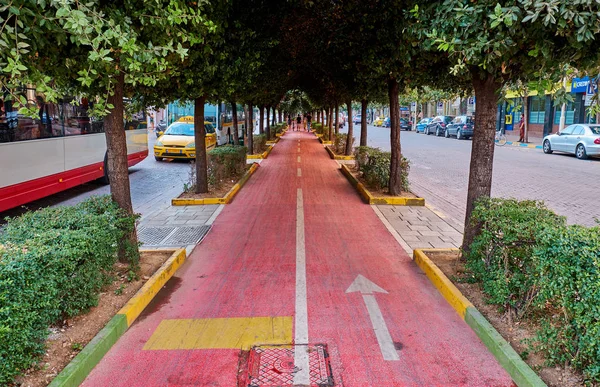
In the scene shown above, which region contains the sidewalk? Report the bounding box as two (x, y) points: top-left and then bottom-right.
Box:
(83, 131), (513, 386)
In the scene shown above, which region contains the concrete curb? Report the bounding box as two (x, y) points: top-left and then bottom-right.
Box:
(340, 164), (425, 206)
(325, 145), (355, 160)
(49, 248), (187, 387)
(266, 137), (280, 145)
(171, 162), (260, 206)
(413, 248), (547, 387)
(247, 145), (274, 160)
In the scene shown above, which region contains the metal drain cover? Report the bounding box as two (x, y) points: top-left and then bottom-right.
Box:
(138, 225), (210, 246)
(245, 344), (334, 387)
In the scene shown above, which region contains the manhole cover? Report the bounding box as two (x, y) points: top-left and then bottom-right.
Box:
(244, 344), (334, 387)
(138, 225), (210, 246)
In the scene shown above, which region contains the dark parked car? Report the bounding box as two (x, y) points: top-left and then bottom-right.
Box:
(383, 117), (411, 130)
(426, 115), (454, 136)
(445, 115), (474, 140)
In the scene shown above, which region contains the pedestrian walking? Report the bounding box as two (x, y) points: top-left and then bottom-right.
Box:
(306, 113), (312, 131)
(417, 110), (423, 120)
(518, 116), (525, 142)
(287, 114), (292, 130)
(296, 114), (301, 131)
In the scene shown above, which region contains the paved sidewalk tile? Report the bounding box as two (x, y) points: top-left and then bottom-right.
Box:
(376, 204), (463, 251)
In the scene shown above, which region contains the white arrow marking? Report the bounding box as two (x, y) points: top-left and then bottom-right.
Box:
(346, 275), (399, 361)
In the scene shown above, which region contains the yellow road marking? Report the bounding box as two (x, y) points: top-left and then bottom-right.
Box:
(143, 316), (293, 350)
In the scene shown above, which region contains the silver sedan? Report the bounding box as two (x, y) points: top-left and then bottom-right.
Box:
(543, 124), (600, 159)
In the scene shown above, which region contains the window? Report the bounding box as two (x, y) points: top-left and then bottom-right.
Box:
(561, 125), (575, 135)
(572, 126), (585, 135)
(529, 96), (546, 124)
(588, 126), (600, 135)
(553, 100), (576, 125)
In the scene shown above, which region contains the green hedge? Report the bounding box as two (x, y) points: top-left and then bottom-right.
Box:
(0, 196), (136, 384)
(253, 134), (268, 154)
(467, 197), (600, 382)
(208, 145), (247, 185)
(355, 146), (410, 192)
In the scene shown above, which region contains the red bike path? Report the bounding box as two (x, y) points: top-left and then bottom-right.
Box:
(83, 131), (513, 386)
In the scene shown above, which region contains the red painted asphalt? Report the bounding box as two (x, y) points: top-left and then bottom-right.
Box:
(83, 131), (513, 386)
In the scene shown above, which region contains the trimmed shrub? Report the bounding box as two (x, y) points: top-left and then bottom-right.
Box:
(253, 134), (267, 154)
(355, 146), (409, 192)
(208, 145), (247, 185)
(465, 198), (565, 320)
(0, 196), (135, 384)
(533, 225), (600, 381)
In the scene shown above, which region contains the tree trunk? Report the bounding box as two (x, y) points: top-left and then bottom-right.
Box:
(334, 104), (339, 135)
(231, 101), (239, 145)
(278, 109), (282, 123)
(194, 96), (208, 194)
(104, 73), (138, 263)
(259, 106), (264, 135)
(388, 78), (403, 195)
(271, 107), (276, 126)
(266, 105), (271, 140)
(247, 102), (254, 155)
(333, 105), (339, 142)
(345, 100), (353, 155)
(523, 93), (529, 143)
(360, 99), (368, 147)
(462, 71), (502, 255)
(327, 107), (333, 142)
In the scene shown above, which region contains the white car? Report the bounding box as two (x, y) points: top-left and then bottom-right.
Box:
(543, 124), (600, 159)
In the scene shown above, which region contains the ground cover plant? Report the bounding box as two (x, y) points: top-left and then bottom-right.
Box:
(466, 197), (600, 382)
(0, 196), (136, 384)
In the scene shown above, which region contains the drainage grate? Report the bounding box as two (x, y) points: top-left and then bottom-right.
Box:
(161, 225), (210, 246)
(245, 344), (334, 387)
(138, 226), (176, 246)
(138, 225), (210, 246)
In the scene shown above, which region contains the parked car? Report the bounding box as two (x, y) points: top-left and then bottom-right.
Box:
(426, 115), (454, 136)
(382, 117), (411, 130)
(415, 118), (432, 133)
(400, 118), (412, 131)
(373, 117), (386, 126)
(445, 115), (474, 139)
(353, 114), (362, 124)
(543, 124), (600, 159)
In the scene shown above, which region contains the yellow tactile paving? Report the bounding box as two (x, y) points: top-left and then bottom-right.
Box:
(143, 316), (293, 350)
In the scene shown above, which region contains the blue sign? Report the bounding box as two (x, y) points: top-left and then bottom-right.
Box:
(572, 76), (590, 93)
(468, 97), (475, 104)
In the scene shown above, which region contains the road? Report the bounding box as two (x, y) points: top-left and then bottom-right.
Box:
(1, 135), (191, 220)
(5, 125), (598, 229)
(341, 123), (600, 227)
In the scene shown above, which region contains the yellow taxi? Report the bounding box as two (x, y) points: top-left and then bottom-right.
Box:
(153, 116), (217, 161)
(373, 117), (386, 127)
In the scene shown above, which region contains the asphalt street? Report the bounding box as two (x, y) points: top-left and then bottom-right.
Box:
(4, 126), (598, 229)
(341, 123), (600, 227)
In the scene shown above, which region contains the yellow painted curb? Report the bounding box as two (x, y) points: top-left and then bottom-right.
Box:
(171, 163), (260, 206)
(340, 164), (425, 206)
(246, 145), (274, 160)
(413, 249), (472, 319)
(118, 248), (187, 326)
(266, 137), (280, 145)
(325, 146), (355, 160)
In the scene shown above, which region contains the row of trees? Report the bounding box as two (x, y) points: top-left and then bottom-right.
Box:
(2, 1), (599, 258)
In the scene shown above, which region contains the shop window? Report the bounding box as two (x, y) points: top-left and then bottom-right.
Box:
(553, 100), (575, 125)
(529, 96), (545, 124)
